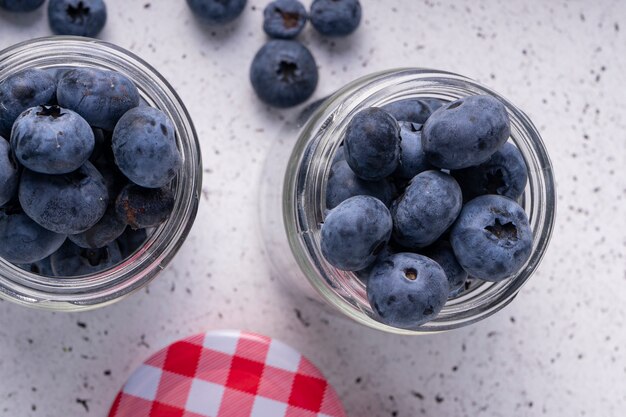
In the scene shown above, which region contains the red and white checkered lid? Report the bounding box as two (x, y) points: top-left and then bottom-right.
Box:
(108, 330), (347, 417)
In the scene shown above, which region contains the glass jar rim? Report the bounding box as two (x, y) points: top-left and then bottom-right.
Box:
(0, 36), (202, 311)
(284, 68), (557, 334)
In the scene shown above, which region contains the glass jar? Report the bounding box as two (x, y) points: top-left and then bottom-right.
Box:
(0, 37), (202, 311)
(261, 68), (556, 334)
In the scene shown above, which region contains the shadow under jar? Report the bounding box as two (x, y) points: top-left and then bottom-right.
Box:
(261, 68), (556, 334)
(0, 37), (201, 311)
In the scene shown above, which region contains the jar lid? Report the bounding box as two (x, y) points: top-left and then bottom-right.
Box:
(108, 330), (347, 417)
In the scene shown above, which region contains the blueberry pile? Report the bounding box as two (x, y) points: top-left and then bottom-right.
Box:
(0, 67), (182, 277)
(321, 95), (532, 330)
(0, 0), (108, 38)
(250, 0), (362, 108)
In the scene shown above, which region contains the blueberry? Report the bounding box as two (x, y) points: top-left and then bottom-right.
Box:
(344, 107), (400, 181)
(423, 95), (511, 169)
(263, 0), (307, 39)
(11, 105), (94, 175)
(116, 227), (148, 259)
(18, 256), (55, 276)
(50, 240), (122, 277)
(450, 195), (532, 282)
(112, 106), (181, 188)
(382, 98), (446, 124)
(19, 161), (108, 234)
(393, 121), (433, 180)
(0, 138), (19, 207)
(326, 159), (394, 209)
(57, 68), (140, 130)
(115, 184), (175, 229)
(0, 0), (45, 12)
(367, 253), (449, 329)
(0, 69), (57, 137)
(187, 0), (246, 24)
(48, 0), (107, 37)
(392, 170), (462, 249)
(250, 40), (318, 108)
(69, 204), (126, 249)
(452, 142), (528, 201)
(320, 195), (392, 271)
(422, 240), (468, 296)
(310, 0), (361, 37)
(0, 207), (66, 264)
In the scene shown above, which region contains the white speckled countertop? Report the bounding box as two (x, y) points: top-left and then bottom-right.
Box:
(1, 1), (625, 416)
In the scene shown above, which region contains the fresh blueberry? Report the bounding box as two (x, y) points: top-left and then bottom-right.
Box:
(310, 0), (361, 37)
(0, 0), (45, 12)
(50, 240), (122, 277)
(250, 40), (318, 108)
(57, 68), (140, 130)
(422, 240), (468, 297)
(19, 161), (108, 234)
(48, 0), (107, 37)
(382, 98), (446, 124)
(367, 253), (449, 329)
(187, 0), (246, 24)
(112, 106), (181, 188)
(450, 194), (533, 282)
(393, 122), (433, 180)
(344, 107), (400, 181)
(116, 227), (148, 258)
(0, 138), (19, 207)
(392, 170), (462, 249)
(115, 184), (175, 229)
(320, 195), (392, 271)
(0, 69), (57, 137)
(0, 207), (66, 264)
(11, 105), (94, 175)
(422, 95), (511, 169)
(326, 159), (395, 209)
(452, 142), (528, 201)
(263, 0), (307, 39)
(69, 204), (126, 249)
(18, 256), (55, 276)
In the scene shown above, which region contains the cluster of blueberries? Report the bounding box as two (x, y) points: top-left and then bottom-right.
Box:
(0, 67), (182, 277)
(320, 95), (532, 329)
(250, 0), (362, 108)
(0, 0), (107, 38)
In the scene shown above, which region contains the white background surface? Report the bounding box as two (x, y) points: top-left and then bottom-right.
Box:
(1, 0), (625, 416)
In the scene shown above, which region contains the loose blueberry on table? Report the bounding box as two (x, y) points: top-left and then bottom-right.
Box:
(263, 0), (307, 39)
(309, 0), (362, 37)
(0, 0), (45, 12)
(250, 39), (319, 108)
(320, 96), (534, 329)
(48, 0), (107, 37)
(0, 66), (182, 278)
(187, 0), (247, 25)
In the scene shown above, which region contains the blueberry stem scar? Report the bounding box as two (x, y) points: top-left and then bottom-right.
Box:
(485, 218), (518, 240)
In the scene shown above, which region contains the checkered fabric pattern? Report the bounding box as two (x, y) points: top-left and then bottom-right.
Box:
(109, 330), (347, 417)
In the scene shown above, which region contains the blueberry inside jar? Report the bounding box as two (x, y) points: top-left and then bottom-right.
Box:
(268, 69), (556, 334)
(0, 37), (201, 311)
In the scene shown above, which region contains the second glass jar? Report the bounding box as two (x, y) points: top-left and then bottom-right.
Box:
(261, 68), (556, 334)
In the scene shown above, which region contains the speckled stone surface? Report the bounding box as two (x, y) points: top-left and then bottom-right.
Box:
(0, 1), (625, 416)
